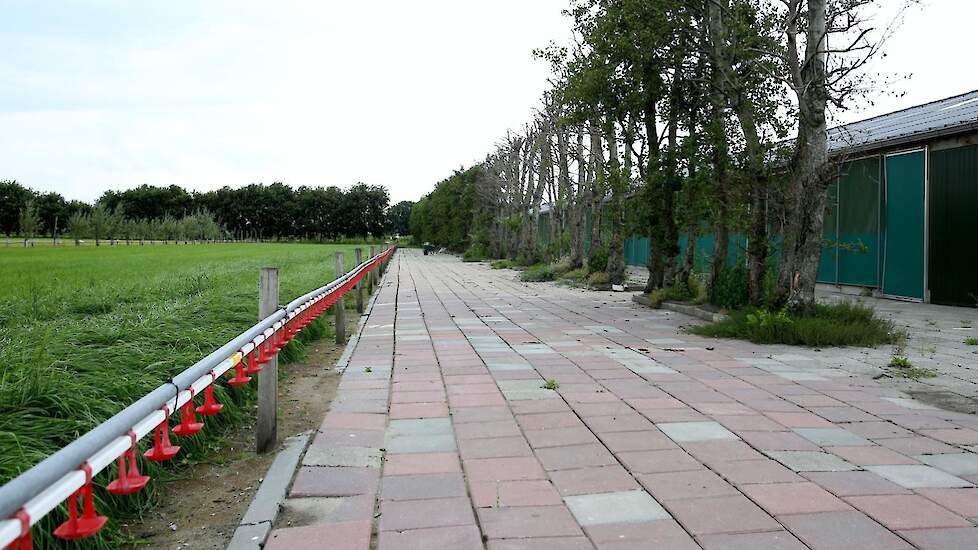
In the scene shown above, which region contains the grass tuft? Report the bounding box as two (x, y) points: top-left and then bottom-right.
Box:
(587, 271), (610, 286)
(560, 268), (588, 282)
(965, 338), (978, 346)
(520, 264), (555, 282)
(491, 259), (515, 270)
(648, 284), (692, 307)
(887, 355), (937, 379)
(690, 301), (901, 347)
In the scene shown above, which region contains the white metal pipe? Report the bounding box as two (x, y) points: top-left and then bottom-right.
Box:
(0, 245), (395, 546)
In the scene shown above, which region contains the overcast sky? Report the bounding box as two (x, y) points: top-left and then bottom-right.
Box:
(1, 0), (974, 205)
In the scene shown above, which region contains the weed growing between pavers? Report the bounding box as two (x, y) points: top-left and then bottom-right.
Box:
(965, 338), (978, 346)
(887, 355), (938, 380)
(690, 301), (902, 347)
(0, 242), (364, 548)
(542, 379), (560, 390)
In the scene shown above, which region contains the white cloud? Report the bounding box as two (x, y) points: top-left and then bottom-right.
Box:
(0, 0), (973, 205)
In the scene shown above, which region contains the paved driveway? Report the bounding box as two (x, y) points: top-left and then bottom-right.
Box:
(264, 249), (978, 549)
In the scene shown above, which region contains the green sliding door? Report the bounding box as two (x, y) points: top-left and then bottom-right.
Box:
(882, 150), (926, 300)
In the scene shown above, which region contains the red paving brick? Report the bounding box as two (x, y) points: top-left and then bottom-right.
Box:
(665, 494), (782, 535)
(478, 505), (584, 539)
(383, 452), (461, 476)
(740, 481), (852, 515)
(846, 495), (973, 530)
(548, 464), (640, 496)
(779, 511), (914, 549)
(378, 497), (476, 532)
(917, 488), (978, 518)
(377, 525), (483, 550)
(639, 469), (739, 501)
(586, 520), (700, 549)
(272, 251), (978, 548)
(264, 520), (372, 550)
(290, 466), (379, 497)
(697, 531), (808, 550)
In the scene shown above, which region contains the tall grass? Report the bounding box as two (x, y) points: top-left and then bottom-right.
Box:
(690, 301), (902, 347)
(0, 243), (366, 547)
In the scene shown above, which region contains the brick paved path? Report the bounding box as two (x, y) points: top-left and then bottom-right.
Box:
(264, 250), (978, 550)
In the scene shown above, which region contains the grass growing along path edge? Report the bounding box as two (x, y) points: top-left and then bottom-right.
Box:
(0, 242), (370, 548)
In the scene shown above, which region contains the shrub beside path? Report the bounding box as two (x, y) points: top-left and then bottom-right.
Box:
(262, 249), (978, 550)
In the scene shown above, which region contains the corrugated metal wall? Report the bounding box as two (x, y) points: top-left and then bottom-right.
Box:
(817, 156), (883, 287)
(929, 144), (978, 306)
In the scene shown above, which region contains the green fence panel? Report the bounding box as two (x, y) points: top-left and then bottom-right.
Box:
(817, 156), (882, 287)
(929, 144), (978, 306)
(537, 212), (551, 249)
(838, 156), (882, 287)
(817, 180), (840, 284)
(625, 236), (649, 266)
(882, 150), (926, 300)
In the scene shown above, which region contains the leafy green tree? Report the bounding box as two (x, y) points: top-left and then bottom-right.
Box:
(1, 180), (34, 236)
(387, 201), (414, 236)
(19, 201), (40, 243)
(67, 211), (91, 245)
(410, 167), (478, 251)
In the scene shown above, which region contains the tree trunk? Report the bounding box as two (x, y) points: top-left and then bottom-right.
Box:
(587, 120), (604, 268)
(605, 116), (626, 285)
(568, 129), (587, 268)
(777, 0), (830, 312)
(709, 121), (730, 298)
(642, 86), (663, 292)
(556, 124), (572, 261)
(708, 0), (769, 305)
(659, 61), (683, 289)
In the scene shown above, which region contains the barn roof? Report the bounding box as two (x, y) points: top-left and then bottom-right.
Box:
(829, 89), (978, 155)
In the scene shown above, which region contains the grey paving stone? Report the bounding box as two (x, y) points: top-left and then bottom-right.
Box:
(794, 428), (872, 447)
(487, 362), (533, 372)
(626, 364), (678, 375)
(777, 372), (828, 381)
(918, 453), (978, 476)
(508, 390), (561, 401)
(766, 451), (857, 472)
(387, 418), (454, 436)
(866, 465), (973, 488)
(882, 397), (937, 410)
(657, 422), (740, 443)
(771, 354), (816, 362)
(384, 418), (457, 453)
(647, 338), (686, 345)
(385, 433), (458, 454)
(564, 490), (670, 526)
(497, 379), (561, 401)
(302, 446), (382, 468)
(498, 380), (547, 391)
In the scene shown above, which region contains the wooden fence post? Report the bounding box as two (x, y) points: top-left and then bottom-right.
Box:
(257, 267), (279, 454)
(334, 252), (346, 344)
(355, 248), (365, 313)
(368, 246), (377, 293)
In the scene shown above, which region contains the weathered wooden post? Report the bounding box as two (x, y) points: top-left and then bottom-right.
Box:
(355, 248), (365, 313)
(257, 267), (279, 453)
(368, 246), (377, 294)
(334, 252), (346, 344)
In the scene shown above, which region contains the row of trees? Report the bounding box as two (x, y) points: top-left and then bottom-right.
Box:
(2, 181), (401, 242)
(62, 207), (224, 245)
(411, 0), (911, 312)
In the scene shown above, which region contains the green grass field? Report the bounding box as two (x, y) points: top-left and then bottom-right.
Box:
(0, 242), (371, 547)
